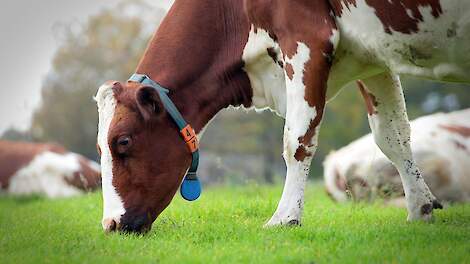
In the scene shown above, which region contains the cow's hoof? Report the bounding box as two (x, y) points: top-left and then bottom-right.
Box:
(407, 199), (443, 222)
(432, 199), (443, 210)
(264, 216), (301, 227)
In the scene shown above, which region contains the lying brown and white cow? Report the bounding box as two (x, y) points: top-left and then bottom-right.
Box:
(96, 0), (470, 233)
(0, 140), (101, 198)
(324, 109), (470, 204)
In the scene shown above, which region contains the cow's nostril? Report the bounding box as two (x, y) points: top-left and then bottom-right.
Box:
(102, 218), (118, 233)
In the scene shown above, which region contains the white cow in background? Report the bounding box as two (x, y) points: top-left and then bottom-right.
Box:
(324, 109), (470, 205)
(0, 141), (101, 198)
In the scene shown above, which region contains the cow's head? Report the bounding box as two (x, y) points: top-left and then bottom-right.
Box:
(95, 0), (254, 233)
(96, 81), (192, 233)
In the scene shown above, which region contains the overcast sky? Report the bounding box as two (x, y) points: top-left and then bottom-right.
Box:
(0, 0), (173, 134)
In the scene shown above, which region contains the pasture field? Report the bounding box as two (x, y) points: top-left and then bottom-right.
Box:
(0, 183), (469, 264)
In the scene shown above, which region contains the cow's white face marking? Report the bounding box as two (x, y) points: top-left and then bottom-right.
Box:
(96, 83), (125, 229)
(242, 25), (286, 117)
(7, 152), (83, 198)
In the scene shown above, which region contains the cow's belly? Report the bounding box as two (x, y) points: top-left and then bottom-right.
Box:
(334, 0), (470, 83)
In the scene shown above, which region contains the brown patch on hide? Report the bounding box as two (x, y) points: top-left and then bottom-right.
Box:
(329, 0), (358, 17)
(439, 124), (470, 138)
(365, 0), (443, 34)
(65, 157), (101, 191)
(285, 63), (294, 80)
(357, 80), (378, 115)
(294, 145), (312, 162)
(330, 0), (443, 34)
(246, 0), (337, 150)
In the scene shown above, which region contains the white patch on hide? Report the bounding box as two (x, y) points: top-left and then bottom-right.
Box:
(96, 83), (125, 228)
(7, 152), (83, 198)
(283, 42), (317, 155)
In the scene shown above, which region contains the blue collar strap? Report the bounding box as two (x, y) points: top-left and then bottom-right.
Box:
(128, 73), (201, 201)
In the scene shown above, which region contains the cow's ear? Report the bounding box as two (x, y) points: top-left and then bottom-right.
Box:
(136, 86), (164, 121)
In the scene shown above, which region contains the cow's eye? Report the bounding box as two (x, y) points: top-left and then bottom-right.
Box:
(116, 135), (132, 155)
(118, 137), (130, 146)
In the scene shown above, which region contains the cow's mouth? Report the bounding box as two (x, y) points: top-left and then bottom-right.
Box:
(118, 211), (154, 234)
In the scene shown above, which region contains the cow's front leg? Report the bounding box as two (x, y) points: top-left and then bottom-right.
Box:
(358, 74), (442, 221)
(259, 0), (337, 227)
(265, 41), (334, 226)
(265, 111), (323, 226)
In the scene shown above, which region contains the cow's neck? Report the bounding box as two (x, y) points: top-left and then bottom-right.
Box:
(136, 0), (252, 133)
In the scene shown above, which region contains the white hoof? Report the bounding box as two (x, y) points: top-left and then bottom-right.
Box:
(264, 212), (301, 227)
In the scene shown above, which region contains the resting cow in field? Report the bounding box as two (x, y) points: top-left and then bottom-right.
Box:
(324, 108), (470, 204)
(96, 0), (470, 233)
(0, 141), (101, 198)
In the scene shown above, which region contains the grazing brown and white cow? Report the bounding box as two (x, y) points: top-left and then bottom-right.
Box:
(324, 108), (470, 204)
(96, 0), (470, 233)
(0, 141), (101, 198)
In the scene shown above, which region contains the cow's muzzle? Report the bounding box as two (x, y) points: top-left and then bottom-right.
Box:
(102, 217), (120, 233)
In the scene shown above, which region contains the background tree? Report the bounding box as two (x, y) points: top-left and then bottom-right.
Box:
(29, 1), (165, 160)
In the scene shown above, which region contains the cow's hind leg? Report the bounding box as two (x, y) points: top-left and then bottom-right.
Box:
(358, 74), (442, 221)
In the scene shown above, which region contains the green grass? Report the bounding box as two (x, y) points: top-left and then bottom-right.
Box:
(0, 184), (469, 264)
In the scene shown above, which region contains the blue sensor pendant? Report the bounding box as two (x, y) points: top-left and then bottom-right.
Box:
(180, 177), (201, 201)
